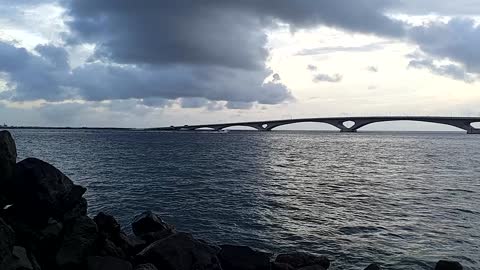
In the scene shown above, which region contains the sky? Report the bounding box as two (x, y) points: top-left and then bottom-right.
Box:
(0, 0), (480, 130)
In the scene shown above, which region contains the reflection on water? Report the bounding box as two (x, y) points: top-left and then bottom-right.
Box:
(10, 129), (480, 270)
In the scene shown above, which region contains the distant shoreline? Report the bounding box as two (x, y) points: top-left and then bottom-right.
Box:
(0, 127), (467, 133)
(2, 126), (133, 130)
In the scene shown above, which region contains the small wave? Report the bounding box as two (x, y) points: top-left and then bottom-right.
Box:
(338, 226), (385, 235)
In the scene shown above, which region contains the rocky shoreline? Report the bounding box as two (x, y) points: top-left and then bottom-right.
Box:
(0, 130), (465, 270)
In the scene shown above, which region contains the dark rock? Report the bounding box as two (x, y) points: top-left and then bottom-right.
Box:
(0, 130), (16, 186)
(275, 252), (330, 270)
(435, 260), (463, 270)
(271, 262), (294, 270)
(12, 158), (86, 223)
(0, 217), (15, 264)
(1, 246), (35, 270)
(56, 216), (98, 268)
(134, 263), (158, 270)
(30, 218), (63, 269)
(364, 263), (382, 270)
(94, 212), (121, 239)
(97, 238), (127, 259)
(39, 218), (63, 241)
(219, 244), (271, 270)
(136, 232), (222, 270)
(63, 197), (88, 221)
(132, 211), (174, 242)
(94, 212), (146, 258)
(118, 233), (147, 255)
(87, 256), (132, 270)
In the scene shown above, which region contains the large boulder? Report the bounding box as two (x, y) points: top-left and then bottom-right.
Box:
(87, 256), (133, 270)
(56, 216), (98, 268)
(275, 252), (330, 270)
(0, 217), (15, 265)
(435, 260), (463, 270)
(0, 130), (16, 185)
(132, 211), (175, 242)
(12, 158), (86, 223)
(136, 232), (222, 270)
(219, 244), (271, 270)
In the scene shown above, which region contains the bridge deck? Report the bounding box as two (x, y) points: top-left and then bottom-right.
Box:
(151, 116), (480, 134)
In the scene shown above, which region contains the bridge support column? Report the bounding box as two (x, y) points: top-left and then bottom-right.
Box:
(467, 128), (480, 134)
(340, 129), (357, 133)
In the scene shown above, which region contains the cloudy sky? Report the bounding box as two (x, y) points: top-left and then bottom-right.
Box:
(1, 0), (480, 129)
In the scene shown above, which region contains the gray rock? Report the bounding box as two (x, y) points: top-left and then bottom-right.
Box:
(132, 211), (175, 242)
(219, 244), (271, 270)
(134, 263), (158, 270)
(435, 260), (463, 270)
(13, 158), (86, 222)
(0, 130), (16, 185)
(364, 263), (382, 270)
(137, 232), (222, 270)
(0, 217), (15, 264)
(87, 256), (132, 270)
(56, 216), (98, 268)
(275, 252), (330, 270)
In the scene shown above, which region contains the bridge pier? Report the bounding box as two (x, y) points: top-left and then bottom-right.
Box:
(467, 128), (480, 134)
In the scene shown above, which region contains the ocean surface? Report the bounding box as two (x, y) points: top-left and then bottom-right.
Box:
(8, 129), (480, 270)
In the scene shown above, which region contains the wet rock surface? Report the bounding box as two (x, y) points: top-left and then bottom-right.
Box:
(0, 130), (468, 270)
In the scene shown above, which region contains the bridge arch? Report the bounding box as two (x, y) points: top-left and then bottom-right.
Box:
(355, 120), (466, 132)
(471, 122), (480, 129)
(193, 127), (217, 131)
(223, 125), (259, 130)
(266, 121), (338, 131)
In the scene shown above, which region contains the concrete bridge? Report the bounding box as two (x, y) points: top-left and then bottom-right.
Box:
(154, 116), (480, 134)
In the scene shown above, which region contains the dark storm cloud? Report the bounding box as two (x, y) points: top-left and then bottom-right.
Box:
(63, 0), (404, 67)
(313, 73), (343, 83)
(58, 0), (404, 107)
(409, 18), (480, 74)
(0, 41), (292, 105)
(0, 42), (72, 101)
